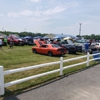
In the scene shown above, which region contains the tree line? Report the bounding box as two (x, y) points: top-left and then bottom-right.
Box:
(77, 34), (100, 40)
(0, 31), (47, 37)
(1, 31), (100, 40)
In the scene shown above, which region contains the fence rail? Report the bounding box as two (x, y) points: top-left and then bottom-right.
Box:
(0, 52), (100, 95)
(4, 61), (60, 75)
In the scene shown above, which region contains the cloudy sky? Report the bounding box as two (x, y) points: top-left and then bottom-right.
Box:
(0, 0), (100, 36)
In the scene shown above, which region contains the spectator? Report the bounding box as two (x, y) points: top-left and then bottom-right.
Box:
(84, 42), (90, 53)
(0, 39), (3, 50)
(3, 38), (7, 46)
(9, 37), (14, 49)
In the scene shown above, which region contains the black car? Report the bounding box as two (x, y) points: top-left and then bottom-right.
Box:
(27, 38), (34, 45)
(57, 41), (77, 54)
(75, 45), (83, 53)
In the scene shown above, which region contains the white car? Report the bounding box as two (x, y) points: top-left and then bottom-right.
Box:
(95, 43), (100, 50)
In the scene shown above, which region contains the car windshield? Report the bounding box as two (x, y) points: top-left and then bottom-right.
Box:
(52, 44), (60, 48)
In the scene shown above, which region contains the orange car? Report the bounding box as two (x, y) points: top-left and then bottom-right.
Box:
(32, 40), (67, 56)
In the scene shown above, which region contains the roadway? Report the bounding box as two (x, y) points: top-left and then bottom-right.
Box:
(3, 64), (100, 100)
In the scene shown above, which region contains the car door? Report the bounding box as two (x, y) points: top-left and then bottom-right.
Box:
(39, 45), (49, 54)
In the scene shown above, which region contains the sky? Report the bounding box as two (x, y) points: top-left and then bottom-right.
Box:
(0, 0), (100, 36)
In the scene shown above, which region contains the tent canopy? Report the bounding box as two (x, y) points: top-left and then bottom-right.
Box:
(0, 33), (6, 39)
(44, 34), (56, 39)
(44, 33), (76, 40)
(0, 35), (4, 39)
(63, 37), (72, 40)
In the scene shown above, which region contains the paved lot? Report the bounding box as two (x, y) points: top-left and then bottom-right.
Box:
(3, 64), (100, 100)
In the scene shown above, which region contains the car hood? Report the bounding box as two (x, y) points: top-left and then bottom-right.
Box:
(34, 40), (43, 47)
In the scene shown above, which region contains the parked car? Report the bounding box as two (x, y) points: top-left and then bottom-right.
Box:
(74, 43), (85, 53)
(57, 40), (77, 54)
(7, 36), (24, 46)
(95, 43), (100, 50)
(27, 38), (34, 45)
(75, 42), (97, 54)
(75, 45), (83, 52)
(89, 43), (97, 53)
(32, 40), (67, 56)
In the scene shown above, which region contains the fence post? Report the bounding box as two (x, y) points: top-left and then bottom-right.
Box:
(0, 66), (4, 95)
(87, 52), (90, 66)
(60, 57), (63, 75)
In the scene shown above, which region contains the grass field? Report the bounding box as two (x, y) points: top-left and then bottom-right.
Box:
(0, 45), (99, 98)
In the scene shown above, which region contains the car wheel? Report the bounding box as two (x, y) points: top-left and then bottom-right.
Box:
(33, 49), (37, 53)
(48, 51), (53, 56)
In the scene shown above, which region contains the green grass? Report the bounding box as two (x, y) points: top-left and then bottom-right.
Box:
(0, 45), (99, 98)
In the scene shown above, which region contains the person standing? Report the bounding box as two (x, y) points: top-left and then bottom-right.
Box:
(4, 38), (7, 46)
(0, 39), (3, 50)
(9, 37), (14, 49)
(84, 42), (90, 53)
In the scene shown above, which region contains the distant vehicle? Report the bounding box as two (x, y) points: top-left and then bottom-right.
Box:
(27, 38), (34, 45)
(7, 36), (24, 46)
(32, 40), (67, 56)
(89, 43), (98, 53)
(74, 42), (85, 52)
(23, 36), (32, 45)
(34, 36), (43, 40)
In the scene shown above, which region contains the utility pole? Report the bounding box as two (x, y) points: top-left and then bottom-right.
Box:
(24, 28), (26, 32)
(79, 23), (82, 36)
(2, 28), (4, 32)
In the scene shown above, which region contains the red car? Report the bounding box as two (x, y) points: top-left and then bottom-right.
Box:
(7, 36), (24, 46)
(32, 40), (67, 56)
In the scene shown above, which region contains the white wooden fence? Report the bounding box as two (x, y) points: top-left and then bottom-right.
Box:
(0, 52), (100, 95)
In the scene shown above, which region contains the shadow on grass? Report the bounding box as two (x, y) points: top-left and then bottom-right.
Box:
(3, 62), (100, 100)
(34, 53), (67, 57)
(34, 52), (83, 58)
